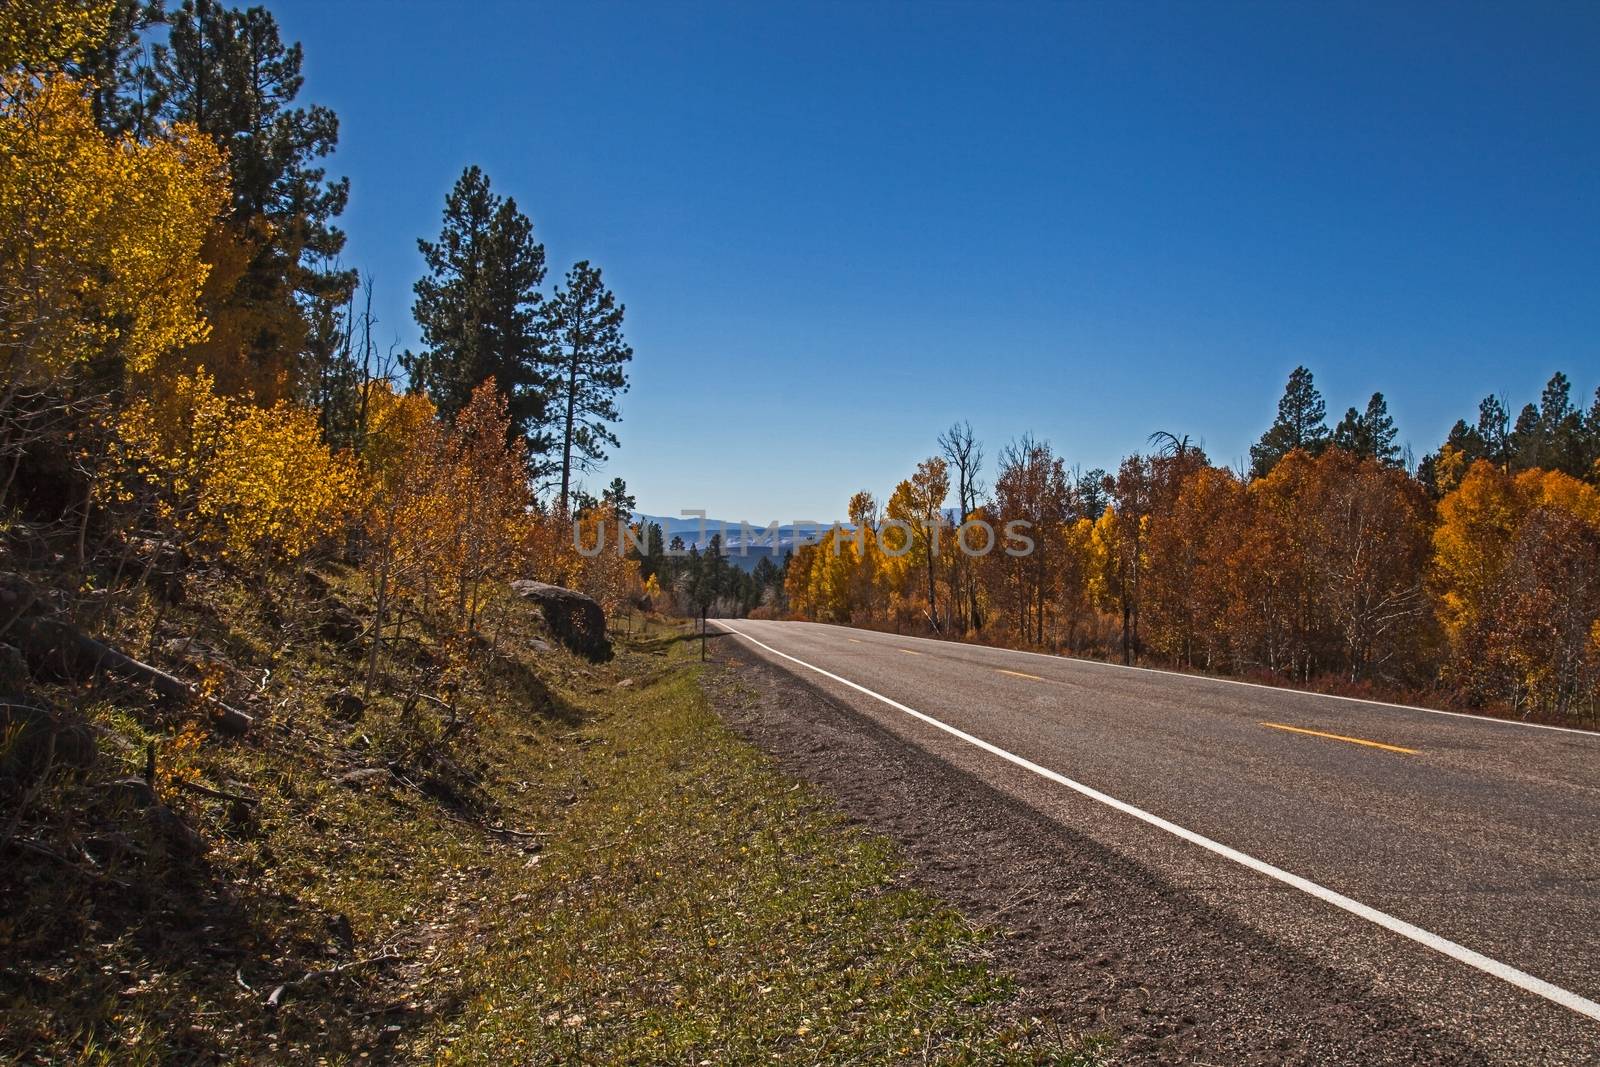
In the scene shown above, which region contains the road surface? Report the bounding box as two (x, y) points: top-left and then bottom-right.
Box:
(712, 618), (1600, 1063)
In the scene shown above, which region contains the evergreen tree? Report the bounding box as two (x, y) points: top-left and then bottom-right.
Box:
(540, 260), (633, 511)
(405, 166), (550, 452)
(639, 522), (665, 581)
(74, 0), (165, 140)
(1502, 372), (1589, 475)
(148, 0), (354, 396)
(1584, 387), (1600, 481)
(1332, 392), (1401, 466)
(1539, 372), (1586, 475)
(1477, 394), (1511, 470)
(1073, 468), (1109, 520)
(1510, 402), (1542, 470)
(696, 533), (726, 614)
(601, 476), (636, 515)
(1250, 366), (1329, 478)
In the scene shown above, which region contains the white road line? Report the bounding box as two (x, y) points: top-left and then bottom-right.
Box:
(713, 619), (1600, 1024)
(788, 620), (1600, 739)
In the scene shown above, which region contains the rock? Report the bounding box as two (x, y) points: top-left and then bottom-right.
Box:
(328, 912), (354, 950)
(105, 776), (158, 809)
(615, 678), (635, 689)
(0, 642), (27, 681)
(336, 767), (392, 789)
(125, 535), (186, 604)
(509, 580), (612, 662)
(528, 638), (553, 653)
(325, 688), (365, 722)
(146, 803), (206, 857)
(0, 694), (96, 785)
(318, 602), (362, 650)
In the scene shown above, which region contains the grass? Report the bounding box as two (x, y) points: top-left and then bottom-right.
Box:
(2, 570), (1095, 1064)
(408, 622), (1087, 1064)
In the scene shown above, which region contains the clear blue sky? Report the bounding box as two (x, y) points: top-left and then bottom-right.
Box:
(272, 0), (1598, 520)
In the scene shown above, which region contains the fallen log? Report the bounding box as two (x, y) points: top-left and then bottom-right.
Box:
(12, 616), (254, 736)
(266, 948), (398, 1009)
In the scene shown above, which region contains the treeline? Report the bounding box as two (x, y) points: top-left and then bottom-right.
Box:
(630, 530), (789, 619)
(2, 1), (644, 682)
(785, 369), (1600, 727)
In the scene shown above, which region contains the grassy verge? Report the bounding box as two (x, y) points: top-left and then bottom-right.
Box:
(410, 623), (1087, 1064)
(3, 574), (1092, 1064)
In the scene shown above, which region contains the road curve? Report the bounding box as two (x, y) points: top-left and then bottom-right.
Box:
(713, 618), (1600, 1063)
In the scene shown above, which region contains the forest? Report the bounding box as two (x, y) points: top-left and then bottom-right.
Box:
(777, 370), (1600, 728)
(2, 0), (645, 667)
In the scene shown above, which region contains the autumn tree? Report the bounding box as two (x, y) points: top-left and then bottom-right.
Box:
(1433, 462), (1600, 720)
(1, 33), (227, 532)
(989, 437), (1069, 645)
(1223, 450), (1319, 676)
(1305, 449), (1432, 681)
(359, 383), (444, 694)
(2, 0), (116, 72)
(939, 420), (984, 632)
(137, 0), (353, 400)
(1143, 465), (1244, 669)
(113, 367), (360, 569)
(540, 260), (632, 512)
(844, 490), (883, 621)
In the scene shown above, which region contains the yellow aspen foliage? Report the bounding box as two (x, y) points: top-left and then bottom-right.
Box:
(114, 368), (360, 566)
(364, 380), (531, 634)
(200, 400), (362, 564)
(0, 0), (114, 71)
(107, 366), (231, 518)
(1434, 462), (1544, 644)
(573, 505), (642, 613)
(1434, 461), (1600, 714)
(1087, 505), (1123, 614)
(1430, 443), (1470, 496)
(364, 383), (442, 504)
(0, 74), (227, 383)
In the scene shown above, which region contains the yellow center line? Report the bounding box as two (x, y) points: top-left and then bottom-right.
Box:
(1260, 721), (1419, 755)
(898, 648), (922, 656)
(997, 668), (1045, 681)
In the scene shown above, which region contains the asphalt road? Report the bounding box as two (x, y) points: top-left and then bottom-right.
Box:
(713, 618), (1600, 1063)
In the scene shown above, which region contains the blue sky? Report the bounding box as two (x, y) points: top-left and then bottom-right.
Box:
(272, 0), (1599, 519)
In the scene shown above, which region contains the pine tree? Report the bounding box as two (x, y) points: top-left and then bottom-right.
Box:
(1477, 395), (1511, 470)
(638, 522), (665, 581)
(1332, 392), (1401, 466)
(1539, 372), (1586, 475)
(147, 0), (354, 396)
(1584, 386), (1600, 482)
(540, 260), (632, 512)
(405, 166), (550, 454)
(1250, 366), (1330, 477)
(602, 476), (636, 515)
(697, 533), (726, 613)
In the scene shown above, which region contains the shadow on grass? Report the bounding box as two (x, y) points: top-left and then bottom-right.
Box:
(476, 650), (586, 726)
(0, 773), (402, 1063)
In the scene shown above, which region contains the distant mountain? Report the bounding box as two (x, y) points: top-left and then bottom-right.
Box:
(632, 515), (850, 572)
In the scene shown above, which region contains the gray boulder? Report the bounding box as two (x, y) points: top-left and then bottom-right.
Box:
(510, 581), (612, 661)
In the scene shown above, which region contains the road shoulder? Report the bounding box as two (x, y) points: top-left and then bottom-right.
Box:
(704, 638), (1491, 1065)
